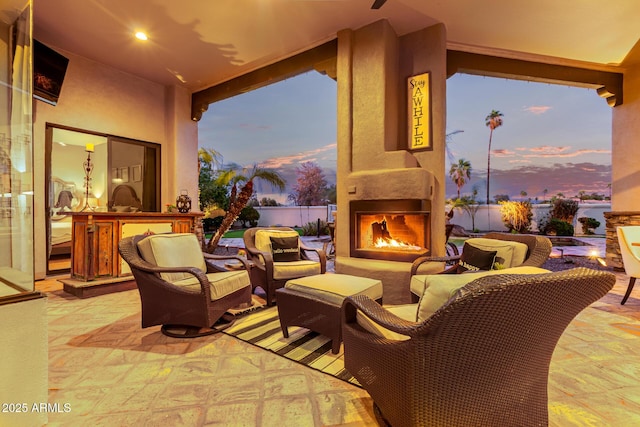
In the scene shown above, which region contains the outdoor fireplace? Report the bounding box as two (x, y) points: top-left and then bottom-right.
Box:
(350, 200), (430, 262)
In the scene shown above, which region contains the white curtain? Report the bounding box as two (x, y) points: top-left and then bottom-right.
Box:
(5, 5), (33, 288)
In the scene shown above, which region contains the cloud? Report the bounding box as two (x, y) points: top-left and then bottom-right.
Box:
(528, 146), (571, 154)
(523, 148), (610, 158)
(492, 149), (515, 157)
(523, 105), (552, 115)
(445, 162), (611, 200)
(256, 143), (337, 169)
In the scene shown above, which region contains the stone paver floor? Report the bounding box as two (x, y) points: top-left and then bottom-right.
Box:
(35, 243), (640, 426)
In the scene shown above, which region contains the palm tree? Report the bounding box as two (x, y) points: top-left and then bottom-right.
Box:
(485, 110), (504, 204)
(449, 158), (472, 199)
(445, 130), (464, 165)
(198, 147), (223, 175)
(206, 165), (286, 252)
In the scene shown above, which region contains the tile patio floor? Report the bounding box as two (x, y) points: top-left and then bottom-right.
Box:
(35, 246), (640, 426)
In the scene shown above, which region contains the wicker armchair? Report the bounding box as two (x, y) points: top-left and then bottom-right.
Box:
(342, 268), (615, 427)
(616, 226), (640, 304)
(119, 233), (252, 337)
(410, 232), (553, 302)
(243, 227), (326, 306)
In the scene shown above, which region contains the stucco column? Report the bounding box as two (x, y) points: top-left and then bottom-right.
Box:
(164, 85), (199, 211)
(607, 50), (640, 268)
(335, 20), (447, 303)
(611, 61), (640, 212)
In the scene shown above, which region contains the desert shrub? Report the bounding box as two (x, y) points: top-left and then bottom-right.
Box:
(499, 200), (533, 233)
(202, 216), (223, 232)
(549, 198), (579, 223)
(238, 206), (260, 227)
(544, 218), (574, 236)
(578, 217), (601, 234)
(300, 220), (329, 236)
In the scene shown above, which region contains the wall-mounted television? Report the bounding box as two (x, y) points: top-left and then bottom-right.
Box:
(33, 40), (69, 106)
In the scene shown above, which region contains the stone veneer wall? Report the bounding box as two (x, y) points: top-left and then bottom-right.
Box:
(604, 211), (640, 270)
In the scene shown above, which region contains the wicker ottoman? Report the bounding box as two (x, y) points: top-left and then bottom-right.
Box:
(276, 273), (383, 354)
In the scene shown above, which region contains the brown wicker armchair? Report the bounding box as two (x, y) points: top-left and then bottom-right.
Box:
(243, 227), (326, 306)
(410, 232), (553, 302)
(342, 268), (615, 427)
(119, 233), (252, 337)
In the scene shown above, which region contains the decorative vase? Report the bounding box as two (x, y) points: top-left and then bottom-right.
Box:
(176, 190), (191, 213)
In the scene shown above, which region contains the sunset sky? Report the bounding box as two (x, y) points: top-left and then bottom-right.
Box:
(198, 71), (612, 203)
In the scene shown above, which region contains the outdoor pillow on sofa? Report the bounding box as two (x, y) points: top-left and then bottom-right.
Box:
(254, 229), (321, 280)
(411, 238), (531, 296)
(254, 229), (300, 253)
(464, 237), (529, 269)
(415, 266), (550, 321)
(456, 242), (497, 273)
(137, 233), (207, 283)
(359, 266), (551, 340)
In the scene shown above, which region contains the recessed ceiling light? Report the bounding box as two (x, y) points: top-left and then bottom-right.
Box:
(135, 31), (148, 41)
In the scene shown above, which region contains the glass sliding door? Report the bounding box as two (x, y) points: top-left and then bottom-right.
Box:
(0, 1), (34, 297)
(108, 136), (160, 213)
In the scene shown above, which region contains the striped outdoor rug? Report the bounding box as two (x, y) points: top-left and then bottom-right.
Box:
(223, 306), (360, 386)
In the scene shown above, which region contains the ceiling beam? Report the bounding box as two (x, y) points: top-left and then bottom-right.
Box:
(447, 50), (623, 107)
(191, 39), (338, 121)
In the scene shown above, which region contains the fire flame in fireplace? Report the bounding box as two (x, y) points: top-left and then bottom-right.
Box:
(367, 217), (423, 251)
(373, 237), (422, 251)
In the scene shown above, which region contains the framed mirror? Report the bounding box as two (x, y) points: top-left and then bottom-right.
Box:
(45, 124), (161, 275)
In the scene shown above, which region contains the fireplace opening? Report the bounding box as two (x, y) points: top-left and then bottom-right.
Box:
(350, 201), (430, 262)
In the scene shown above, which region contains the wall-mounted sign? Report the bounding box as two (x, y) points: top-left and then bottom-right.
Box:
(408, 72), (432, 151)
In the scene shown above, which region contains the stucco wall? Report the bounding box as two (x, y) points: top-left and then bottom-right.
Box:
(33, 48), (197, 279)
(251, 206), (334, 228)
(612, 58), (640, 211)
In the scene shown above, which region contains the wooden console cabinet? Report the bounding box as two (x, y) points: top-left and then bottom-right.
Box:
(70, 212), (203, 282)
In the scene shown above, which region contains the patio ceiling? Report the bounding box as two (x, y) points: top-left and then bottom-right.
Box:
(32, 0), (640, 93)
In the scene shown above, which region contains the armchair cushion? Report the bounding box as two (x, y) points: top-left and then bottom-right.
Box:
(270, 236), (300, 262)
(416, 266), (550, 322)
(137, 233), (206, 283)
(172, 270), (250, 300)
(273, 260), (322, 280)
(465, 237), (529, 268)
(457, 242), (497, 273)
(357, 304), (415, 341)
(255, 229), (300, 253)
(362, 267), (550, 338)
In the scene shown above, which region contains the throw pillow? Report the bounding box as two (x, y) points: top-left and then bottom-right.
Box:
(270, 236), (300, 262)
(457, 242), (497, 273)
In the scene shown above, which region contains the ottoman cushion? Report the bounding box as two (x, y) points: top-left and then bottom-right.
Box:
(285, 274), (383, 306)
